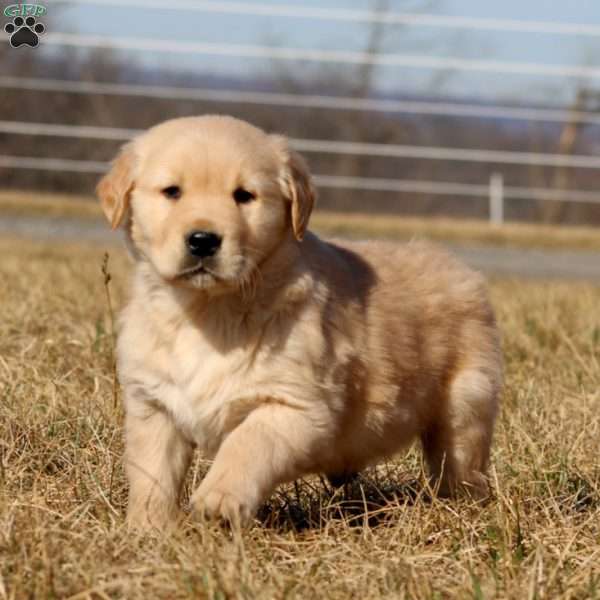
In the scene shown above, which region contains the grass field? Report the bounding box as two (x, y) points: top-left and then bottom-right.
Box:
(1, 238), (599, 599)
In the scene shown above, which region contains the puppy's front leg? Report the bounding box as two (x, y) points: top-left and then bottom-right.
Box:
(191, 404), (317, 526)
(125, 400), (193, 531)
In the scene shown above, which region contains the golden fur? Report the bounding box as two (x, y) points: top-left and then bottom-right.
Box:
(96, 115), (503, 529)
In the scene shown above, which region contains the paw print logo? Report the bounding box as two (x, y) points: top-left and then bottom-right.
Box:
(4, 16), (45, 48)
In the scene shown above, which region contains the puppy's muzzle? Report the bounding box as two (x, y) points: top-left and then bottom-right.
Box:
(186, 230), (222, 258)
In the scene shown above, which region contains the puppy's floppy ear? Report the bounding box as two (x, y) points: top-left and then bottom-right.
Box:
(271, 135), (316, 241)
(96, 143), (136, 229)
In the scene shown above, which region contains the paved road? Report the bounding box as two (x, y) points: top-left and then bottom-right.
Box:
(0, 214), (118, 244)
(1, 214), (599, 281)
(451, 245), (600, 281)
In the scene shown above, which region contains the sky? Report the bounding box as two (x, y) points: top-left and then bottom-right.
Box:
(29, 0), (600, 106)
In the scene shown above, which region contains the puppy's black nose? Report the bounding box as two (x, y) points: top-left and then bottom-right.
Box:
(186, 231), (222, 258)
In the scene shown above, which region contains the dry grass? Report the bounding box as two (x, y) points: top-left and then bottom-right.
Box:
(312, 212), (600, 252)
(1, 238), (599, 599)
(3, 189), (600, 251)
(0, 191), (103, 220)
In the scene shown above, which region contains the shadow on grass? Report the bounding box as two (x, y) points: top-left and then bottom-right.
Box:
(538, 468), (600, 516)
(256, 469), (427, 532)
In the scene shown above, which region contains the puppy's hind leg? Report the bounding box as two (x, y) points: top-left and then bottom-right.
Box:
(421, 368), (500, 499)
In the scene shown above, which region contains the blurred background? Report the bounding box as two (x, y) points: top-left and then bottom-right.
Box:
(2, 0), (600, 228)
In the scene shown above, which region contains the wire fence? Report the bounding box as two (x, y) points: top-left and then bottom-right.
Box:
(60, 0), (600, 37)
(3, 120), (600, 169)
(2, 1), (600, 224)
(3, 76), (599, 125)
(41, 33), (600, 80)
(4, 155), (599, 206)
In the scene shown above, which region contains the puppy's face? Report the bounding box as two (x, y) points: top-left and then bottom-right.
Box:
(97, 116), (315, 292)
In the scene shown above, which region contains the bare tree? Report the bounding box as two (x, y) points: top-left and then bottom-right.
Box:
(530, 87), (600, 223)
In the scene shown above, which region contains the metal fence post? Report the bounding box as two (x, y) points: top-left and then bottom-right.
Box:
(489, 172), (504, 225)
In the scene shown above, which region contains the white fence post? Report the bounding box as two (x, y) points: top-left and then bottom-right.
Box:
(489, 172), (504, 225)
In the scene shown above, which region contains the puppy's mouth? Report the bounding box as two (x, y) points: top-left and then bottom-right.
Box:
(169, 255), (250, 289)
(176, 263), (217, 280)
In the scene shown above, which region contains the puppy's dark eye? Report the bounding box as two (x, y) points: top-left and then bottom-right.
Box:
(233, 187), (255, 204)
(162, 185), (182, 200)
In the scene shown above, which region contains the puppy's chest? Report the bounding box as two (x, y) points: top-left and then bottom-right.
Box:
(125, 316), (288, 453)
(171, 327), (254, 401)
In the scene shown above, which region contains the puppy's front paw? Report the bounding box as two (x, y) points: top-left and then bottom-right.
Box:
(126, 505), (182, 534)
(191, 484), (258, 527)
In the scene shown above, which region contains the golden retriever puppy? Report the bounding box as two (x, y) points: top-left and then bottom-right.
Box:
(96, 115), (502, 530)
